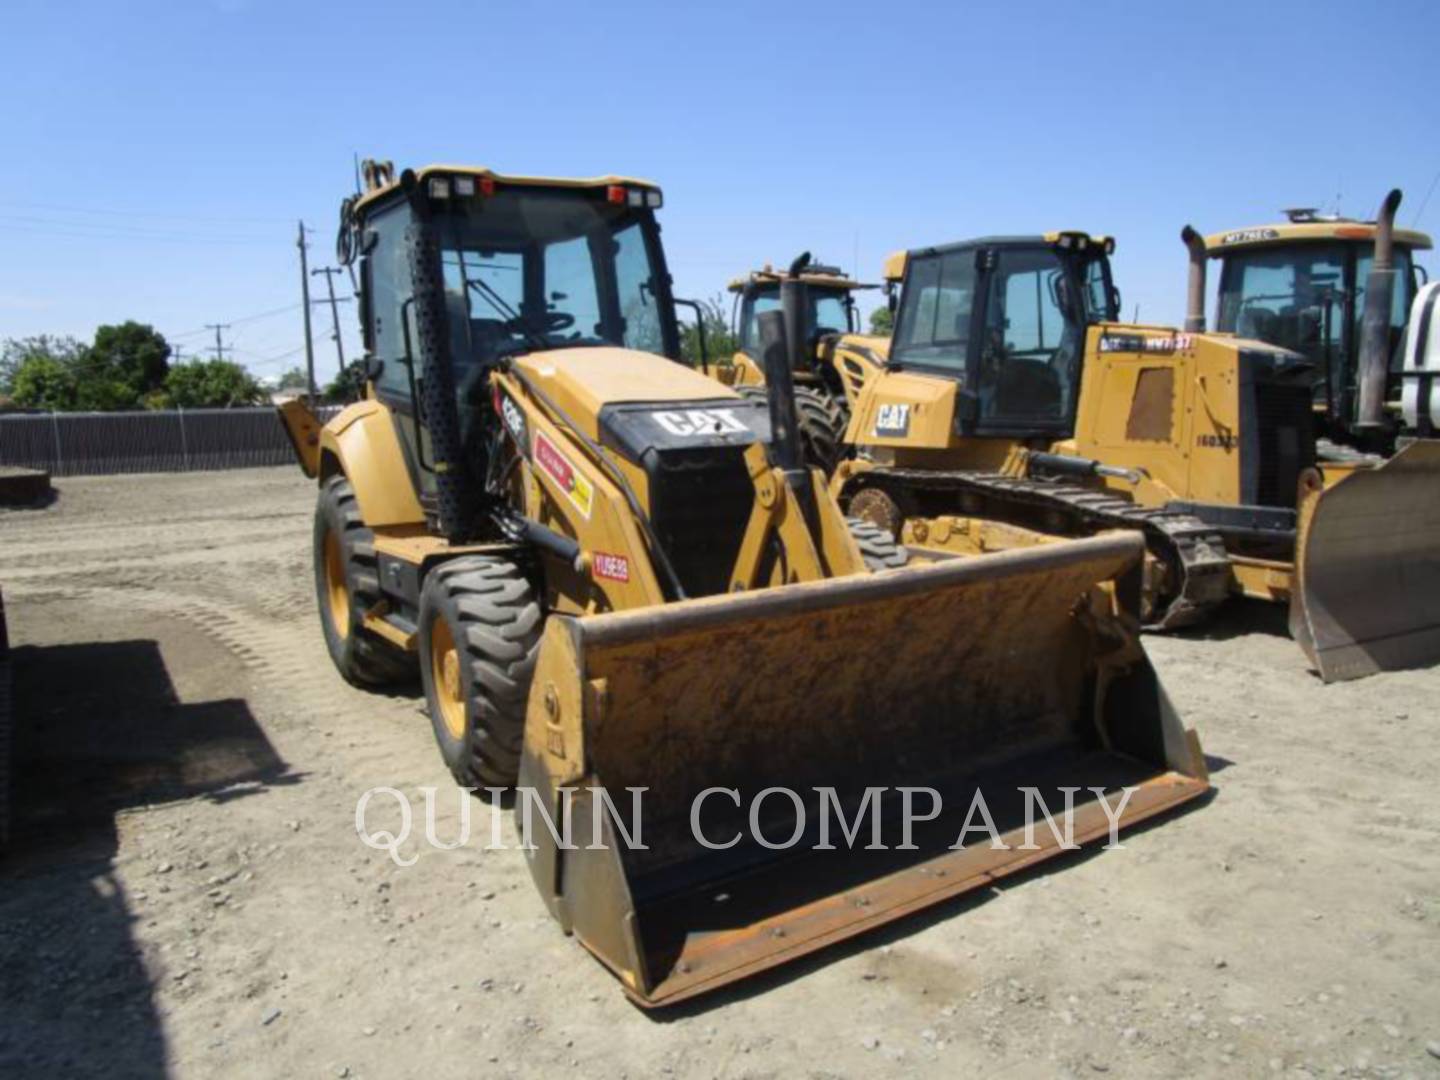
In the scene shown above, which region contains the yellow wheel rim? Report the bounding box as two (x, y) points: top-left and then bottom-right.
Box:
(430, 615), (466, 741)
(323, 528), (350, 639)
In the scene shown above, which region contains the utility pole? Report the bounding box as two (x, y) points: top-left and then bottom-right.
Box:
(297, 220), (317, 401)
(172, 344), (185, 365)
(205, 323), (232, 361)
(311, 267), (347, 387)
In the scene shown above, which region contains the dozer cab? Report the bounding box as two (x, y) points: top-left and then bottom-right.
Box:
(836, 226), (1440, 681)
(709, 254), (894, 472)
(1192, 190), (1433, 456)
(1177, 189), (1440, 679)
(280, 161), (1208, 1006)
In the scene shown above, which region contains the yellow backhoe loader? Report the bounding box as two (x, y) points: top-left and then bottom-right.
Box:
(280, 161), (1208, 1006)
(834, 222), (1439, 682)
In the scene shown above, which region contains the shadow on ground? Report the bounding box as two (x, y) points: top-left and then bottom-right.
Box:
(1173, 597), (1291, 642)
(0, 638), (298, 1078)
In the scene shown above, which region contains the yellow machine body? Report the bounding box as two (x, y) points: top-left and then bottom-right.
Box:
(837, 231), (1440, 681)
(281, 170), (1208, 1004)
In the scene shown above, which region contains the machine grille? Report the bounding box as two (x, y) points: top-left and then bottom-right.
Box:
(647, 447), (755, 598)
(1250, 379), (1316, 506)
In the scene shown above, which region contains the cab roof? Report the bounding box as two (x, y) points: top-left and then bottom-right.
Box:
(354, 163), (662, 216)
(726, 265), (877, 293)
(1204, 220), (1433, 254)
(905, 231), (1115, 261)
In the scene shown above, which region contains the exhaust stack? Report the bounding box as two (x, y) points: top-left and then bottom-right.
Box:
(1355, 189), (1403, 429)
(1181, 226), (1207, 333)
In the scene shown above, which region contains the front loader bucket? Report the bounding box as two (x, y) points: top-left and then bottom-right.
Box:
(1290, 439), (1440, 682)
(517, 533), (1208, 1007)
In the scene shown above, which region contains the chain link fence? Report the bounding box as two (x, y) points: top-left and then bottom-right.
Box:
(0, 406), (341, 477)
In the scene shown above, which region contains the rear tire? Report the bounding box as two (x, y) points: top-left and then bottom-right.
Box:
(736, 385), (849, 475)
(313, 476), (414, 687)
(846, 516), (909, 570)
(418, 556), (543, 789)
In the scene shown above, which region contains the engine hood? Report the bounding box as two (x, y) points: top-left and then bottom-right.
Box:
(513, 346), (770, 452)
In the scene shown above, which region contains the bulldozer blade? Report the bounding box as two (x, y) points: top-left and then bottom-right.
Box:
(1290, 439), (1440, 683)
(516, 532), (1209, 1007)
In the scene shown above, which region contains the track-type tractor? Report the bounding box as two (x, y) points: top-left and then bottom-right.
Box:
(835, 224), (1439, 681)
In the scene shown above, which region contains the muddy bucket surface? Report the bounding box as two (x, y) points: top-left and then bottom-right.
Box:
(518, 532), (1209, 1005)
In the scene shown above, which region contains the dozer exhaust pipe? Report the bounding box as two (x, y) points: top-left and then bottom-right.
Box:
(1181, 225), (1207, 333)
(1355, 188), (1403, 429)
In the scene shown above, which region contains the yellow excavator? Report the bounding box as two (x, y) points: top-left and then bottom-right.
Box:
(832, 225), (1440, 682)
(279, 161), (1208, 1006)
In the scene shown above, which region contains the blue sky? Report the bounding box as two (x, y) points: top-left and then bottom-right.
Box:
(3, 0), (1437, 385)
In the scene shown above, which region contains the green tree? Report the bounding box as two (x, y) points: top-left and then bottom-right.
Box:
(868, 305), (894, 335)
(277, 366), (309, 391)
(1, 335), (88, 395)
(677, 295), (737, 369)
(11, 354), (79, 410)
(323, 360), (367, 403)
(161, 359), (265, 408)
(77, 322), (171, 410)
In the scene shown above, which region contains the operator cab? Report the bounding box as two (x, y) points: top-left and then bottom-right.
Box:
(348, 165), (683, 493)
(888, 232), (1119, 436)
(729, 262), (875, 365)
(1208, 211), (1432, 435)
(353, 166), (681, 404)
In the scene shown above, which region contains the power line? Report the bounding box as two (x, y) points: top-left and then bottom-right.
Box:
(0, 200), (292, 225)
(0, 215), (279, 245)
(167, 298), (337, 341)
(1412, 167), (1440, 227)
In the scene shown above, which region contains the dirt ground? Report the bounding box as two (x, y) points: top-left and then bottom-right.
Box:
(1, 466), (1437, 1079)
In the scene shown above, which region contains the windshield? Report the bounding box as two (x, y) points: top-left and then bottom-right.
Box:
(739, 285), (853, 357)
(434, 188), (676, 374)
(1216, 242), (1415, 367)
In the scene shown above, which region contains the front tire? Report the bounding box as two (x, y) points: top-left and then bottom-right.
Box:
(736, 385), (849, 475)
(313, 476), (414, 687)
(418, 557), (543, 788)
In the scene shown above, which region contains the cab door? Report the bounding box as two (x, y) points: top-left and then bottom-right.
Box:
(969, 245), (1084, 439)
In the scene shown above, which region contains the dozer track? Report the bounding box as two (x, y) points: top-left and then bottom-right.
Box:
(850, 467), (1233, 629)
